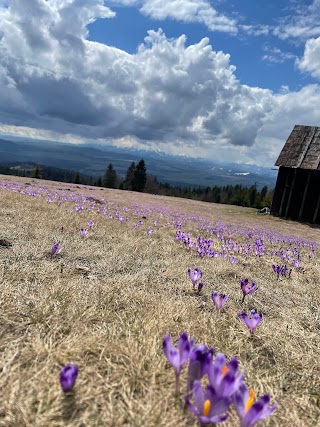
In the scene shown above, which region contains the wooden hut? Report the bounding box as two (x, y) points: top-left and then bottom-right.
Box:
(271, 125), (320, 224)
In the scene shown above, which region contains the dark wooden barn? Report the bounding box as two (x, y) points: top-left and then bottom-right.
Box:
(271, 125), (320, 224)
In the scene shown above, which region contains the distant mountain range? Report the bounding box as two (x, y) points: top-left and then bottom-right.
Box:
(0, 137), (278, 189)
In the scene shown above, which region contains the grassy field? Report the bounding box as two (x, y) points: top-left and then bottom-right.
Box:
(0, 174), (319, 427)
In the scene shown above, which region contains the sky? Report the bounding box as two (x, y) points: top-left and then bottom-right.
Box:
(0, 0), (320, 166)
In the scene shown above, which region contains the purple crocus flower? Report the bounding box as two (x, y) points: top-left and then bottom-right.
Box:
(273, 264), (291, 279)
(51, 242), (64, 256)
(88, 220), (95, 228)
(60, 364), (78, 393)
(163, 332), (194, 393)
(187, 344), (214, 393)
(238, 310), (263, 335)
(80, 228), (89, 236)
(185, 381), (231, 425)
(294, 259), (301, 269)
(240, 278), (258, 303)
(272, 264), (281, 277)
(233, 383), (277, 427)
(188, 268), (203, 289)
(208, 353), (244, 397)
(212, 292), (229, 310)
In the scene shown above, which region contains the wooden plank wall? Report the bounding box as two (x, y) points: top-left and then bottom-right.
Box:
(271, 167), (320, 224)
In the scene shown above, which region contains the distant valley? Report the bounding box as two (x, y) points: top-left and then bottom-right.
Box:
(0, 138), (277, 189)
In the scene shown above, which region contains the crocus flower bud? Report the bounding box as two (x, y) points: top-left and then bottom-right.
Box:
(51, 242), (64, 256)
(187, 344), (214, 393)
(60, 364), (78, 393)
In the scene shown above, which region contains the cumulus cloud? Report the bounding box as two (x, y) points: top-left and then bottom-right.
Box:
(297, 36), (320, 79)
(0, 1), (268, 146)
(0, 0), (319, 166)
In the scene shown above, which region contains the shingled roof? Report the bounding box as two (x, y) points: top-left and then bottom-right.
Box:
(275, 125), (320, 170)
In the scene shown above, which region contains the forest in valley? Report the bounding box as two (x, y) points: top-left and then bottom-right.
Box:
(0, 161), (273, 209)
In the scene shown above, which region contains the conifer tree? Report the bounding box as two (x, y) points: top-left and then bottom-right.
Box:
(73, 171), (81, 184)
(95, 176), (102, 187)
(31, 164), (42, 179)
(132, 159), (147, 192)
(248, 184), (258, 207)
(103, 163), (118, 188)
(123, 162), (136, 190)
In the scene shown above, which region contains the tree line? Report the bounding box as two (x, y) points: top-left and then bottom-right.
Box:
(0, 160), (273, 209)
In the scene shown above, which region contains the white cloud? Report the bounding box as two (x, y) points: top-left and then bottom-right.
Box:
(139, 0), (237, 33)
(262, 46), (296, 64)
(273, 0), (320, 41)
(110, 0), (238, 33)
(266, 85), (320, 137)
(0, 0), (319, 167)
(297, 36), (320, 79)
(240, 24), (270, 37)
(0, 2), (264, 147)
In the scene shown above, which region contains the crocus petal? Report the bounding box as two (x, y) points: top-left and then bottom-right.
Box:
(193, 381), (205, 413)
(163, 335), (181, 374)
(177, 332), (192, 366)
(233, 383), (249, 418)
(177, 332), (188, 350)
(238, 311), (250, 327)
(187, 345), (214, 392)
(163, 334), (174, 361)
(205, 386), (231, 417)
(185, 397), (199, 417)
(169, 349), (181, 375)
(206, 413), (229, 424)
(245, 395), (273, 426)
(228, 357), (238, 373)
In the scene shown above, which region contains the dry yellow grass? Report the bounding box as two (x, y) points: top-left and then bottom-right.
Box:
(0, 174), (319, 427)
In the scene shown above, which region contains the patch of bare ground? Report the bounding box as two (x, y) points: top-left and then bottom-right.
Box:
(0, 174), (319, 427)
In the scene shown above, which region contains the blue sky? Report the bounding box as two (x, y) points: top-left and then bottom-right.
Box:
(0, 0), (320, 166)
(88, 2), (311, 92)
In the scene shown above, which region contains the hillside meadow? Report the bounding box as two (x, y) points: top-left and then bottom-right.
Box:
(0, 174), (319, 427)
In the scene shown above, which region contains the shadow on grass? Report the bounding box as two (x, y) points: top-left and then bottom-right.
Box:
(62, 391), (80, 424)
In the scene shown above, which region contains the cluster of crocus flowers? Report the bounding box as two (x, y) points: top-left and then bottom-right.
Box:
(60, 364), (78, 393)
(188, 267), (202, 289)
(238, 310), (263, 335)
(51, 242), (64, 256)
(272, 264), (292, 279)
(163, 333), (277, 426)
(240, 278), (258, 303)
(80, 228), (89, 236)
